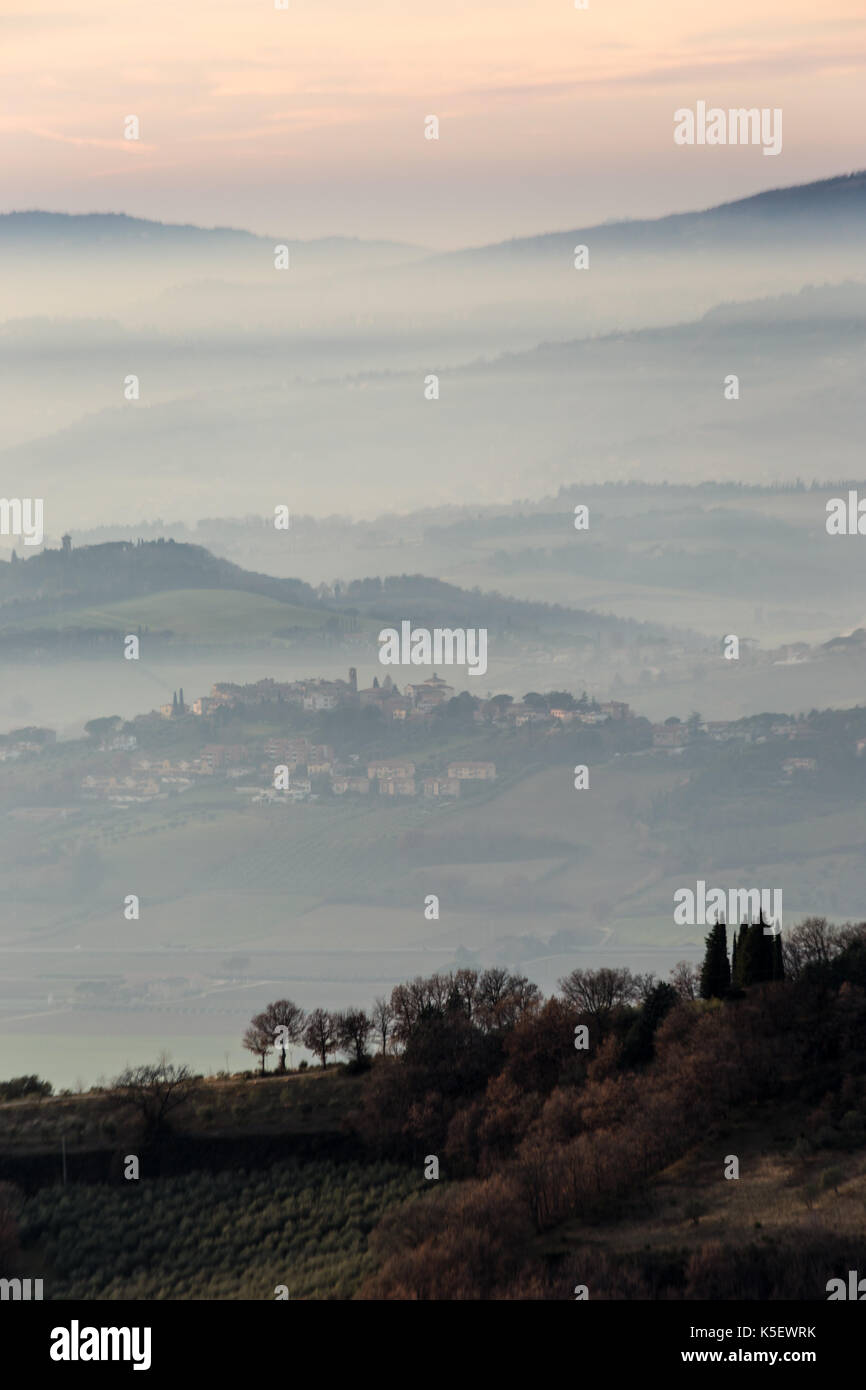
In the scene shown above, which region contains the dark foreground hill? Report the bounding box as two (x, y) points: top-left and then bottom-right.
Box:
(1, 920), (865, 1299)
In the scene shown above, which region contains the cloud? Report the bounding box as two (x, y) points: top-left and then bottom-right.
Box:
(458, 43), (866, 100)
(24, 127), (153, 152)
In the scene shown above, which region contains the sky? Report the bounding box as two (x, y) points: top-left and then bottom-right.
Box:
(0, 0), (864, 245)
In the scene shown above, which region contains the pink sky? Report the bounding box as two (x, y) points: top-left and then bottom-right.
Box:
(1, 0), (864, 245)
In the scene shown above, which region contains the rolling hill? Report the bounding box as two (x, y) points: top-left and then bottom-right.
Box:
(0, 538), (674, 654)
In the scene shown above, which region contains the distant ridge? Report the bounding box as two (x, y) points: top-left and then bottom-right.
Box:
(0, 539), (318, 612)
(1, 170), (863, 259)
(0, 539), (665, 644)
(0, 210), (423, 255)
(427, 169), (866, 262)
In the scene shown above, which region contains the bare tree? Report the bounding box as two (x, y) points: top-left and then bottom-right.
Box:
(450, 968), (480, 1020)
(477, 966), (510, 1015)
(632, 972), (658, 1004)
(782, 917), (841, 980)
(390, 977), (441, 1044)
(477, 969), (541, 1030)
(557, 967), (640, 1020)
(836, 921), (866, 952)
(387, 968), (540, 1041)
(335, 1008), (373, 1063)
(112, 1055), (197, 1137)
(371, 996), (395, 1055)
(669, 960), (700, 1000)
(303, 1008), (338, 1068)
(257, 1000), (306, 1072)
(242, 1021), (273, 1076)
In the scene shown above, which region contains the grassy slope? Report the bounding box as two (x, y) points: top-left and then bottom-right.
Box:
(4, 1069), (422, 1300)
(1, 588), (377, 641)
(6, 752), (866, 949)
(7, 1071), (865, 1299)
(540, 1100), (866, 1292)
(0, 1068), (362, 1151)
(19, 1157), (421, 1300)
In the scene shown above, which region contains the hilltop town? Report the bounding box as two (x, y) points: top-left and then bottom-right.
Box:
(0, 665), (850, 822)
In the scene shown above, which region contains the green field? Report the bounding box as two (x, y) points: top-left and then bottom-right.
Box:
(19, 1155), (421, 1299)
(5, 750), (866, 954)
(0, 588), (379, 644)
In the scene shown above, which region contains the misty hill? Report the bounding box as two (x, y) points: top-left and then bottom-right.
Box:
(13, 264), (860, 524)
(325, 572), (666, 642)
(343, 169), (866, 352)
(2, 172), (864, 540)
(6, 170), (864, 267)
(700, 279), (866, 326)
(0, 211), (423, 265)
(0, 211), (258, 248)
(0, 539), (671, 653)
(0, 212), (428, 323)
(434, 170), (866, 265)
(0, 539), (317, 616)
(4, 171), (865, 349)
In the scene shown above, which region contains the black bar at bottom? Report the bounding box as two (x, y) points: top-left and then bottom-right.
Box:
(3, 1298), (858, 1376)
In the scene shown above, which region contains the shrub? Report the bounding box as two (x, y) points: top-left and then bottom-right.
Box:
(0, 1075), (53, 1101)
(19, 1158), (417, 1301)
(821, 1167), (844, 1194)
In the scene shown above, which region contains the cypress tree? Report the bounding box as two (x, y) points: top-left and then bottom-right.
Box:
(756, 915), (774, 984)
(172, 691), (178, 715)
(699, 919), (731, 999)
(732, 923), (751, 988)
(756, 913), (784, 982)
(736, 916), (784, 987)
(736, 921), (759, 986)
(621, 981), (678, 1067)
(772, 927), (785, 981)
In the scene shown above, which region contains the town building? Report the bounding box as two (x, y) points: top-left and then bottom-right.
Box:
(652, 724), (689, 748)
(423, 776), (461, 798)
(406, 673), (454, 708)
(378, 776), (417, 797)
(332, 775), (372, 795)
(199, 744), (248, 770)
(367, 760), (416, 780)
(447, 761), (496, 780)
(782, 757), (817, 776)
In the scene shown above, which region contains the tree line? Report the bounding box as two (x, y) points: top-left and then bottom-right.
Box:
(241, 968), (542, 1074)
(354, 916), (866, 1298)
(243, 918), (855, 1077)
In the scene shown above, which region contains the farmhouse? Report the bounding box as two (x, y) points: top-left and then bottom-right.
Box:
(332, 775), (372, 795)
(447, 761), (496, 781)
(423, 776), (461, 798)
(367, 760), (416, 780)
(378, 777), (417, 797)
(406, 673), (454, 707)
